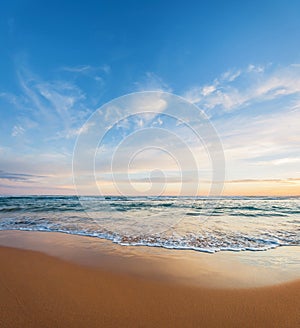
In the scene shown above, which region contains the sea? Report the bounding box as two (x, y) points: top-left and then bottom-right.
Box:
(0, 195), (299, 254)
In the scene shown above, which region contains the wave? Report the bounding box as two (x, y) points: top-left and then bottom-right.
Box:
(0, 224), (297, 253)
(0, 195), (299, 254)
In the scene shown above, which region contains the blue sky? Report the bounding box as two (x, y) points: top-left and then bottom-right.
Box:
(0, 0), (300, 195)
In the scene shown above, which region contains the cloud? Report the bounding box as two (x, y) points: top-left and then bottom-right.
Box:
(225, 178), (300, 184)
(2, 61), (299, 195)
(205, 95), (300, 187)
(134, 72), (172, 92)
(217, 106), (300, 154)
(128, 93), (168, 113)
(36, 81), (85, 120)
(51, 121), (96, 140)
(247, 64), (265, 73)
(61, 64), (111, 80)
(11, 125), (25, 137)
(62, 64), (110, 74)
(62, 65), (92, 73)
(0, 149), (76, 194)
(183, 64), (300, 112)
(221, 69), (241, 82)
(255, 157), (300, 166)
(96, 174), (190, 184)
(0, 170), (44, 182)
(95, 175), (300, 186)
(14, 66), (95, 141)
(183, 67), (243, 104)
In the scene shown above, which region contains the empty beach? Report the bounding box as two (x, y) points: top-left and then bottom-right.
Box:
(0, 231), (299, 327)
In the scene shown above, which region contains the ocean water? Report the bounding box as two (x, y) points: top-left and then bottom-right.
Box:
(0, 195), (299, 253)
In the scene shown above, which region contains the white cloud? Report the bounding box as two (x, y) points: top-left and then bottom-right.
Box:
(221, 69), (241, 82)
(62, 64), (110, 75)
(183, 64), (300, 112)
(129, 94), (168, 112)
(36, 81), (85, 120)
(52, 121), (96, 140)
(258, 157), (300, 166)
(213, 106), (300, 181)
(15, 66), (94, 140)
(134, 72), (172, 92)
(202, 85), (217, 96)
(247, 64), (265, 73)
(11, 125), (25, 137)
(62, 65), (92, 73)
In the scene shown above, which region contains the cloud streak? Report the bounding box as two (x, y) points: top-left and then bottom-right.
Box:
(0, 170), (44, 182)
(134, 72), (172, 92)
(184, 64), (300, 113)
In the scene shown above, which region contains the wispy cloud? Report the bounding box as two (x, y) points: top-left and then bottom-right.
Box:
(134, 72), (172, 92)
(61, 64), (111, 82)
(62, 65), (92, 73)
(211, 105), (300, 185)
(62, 64), (110, 74)
(97, 176), (300, 185)
(0, 170), (44, 182)
(225, 177), (300, 184)
(12, 66), (96, 141)
(183, 64), (300, 112)
(50, 121), (96, 140)
(35, 81), (85, 121)
(254, 157), (300, 166)
(11, 125), (25, 137)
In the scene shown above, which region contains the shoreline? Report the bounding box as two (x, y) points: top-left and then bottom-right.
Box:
(1, 244), (299, 328)
(0, 230), (299, 288)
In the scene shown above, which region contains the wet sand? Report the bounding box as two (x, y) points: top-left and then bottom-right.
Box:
(0, 230), (299, 288)
(0, 241), (299, 327)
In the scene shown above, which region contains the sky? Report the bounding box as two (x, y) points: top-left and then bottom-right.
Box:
(0, 0), (300, 196)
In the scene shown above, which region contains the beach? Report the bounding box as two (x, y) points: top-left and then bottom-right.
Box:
(1, 0), (300, 327)
(0, 231), (299, 327)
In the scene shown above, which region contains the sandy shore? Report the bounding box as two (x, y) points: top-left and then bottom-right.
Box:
(1, 230), (299, 289)
(1, 245), (299, 328)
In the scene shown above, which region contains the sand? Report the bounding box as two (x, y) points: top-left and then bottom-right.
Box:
(0, 245), (299, 328)
(1, 230), (299, 289)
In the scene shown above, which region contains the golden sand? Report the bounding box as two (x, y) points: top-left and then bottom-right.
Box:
(0, 245), (299, 328)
